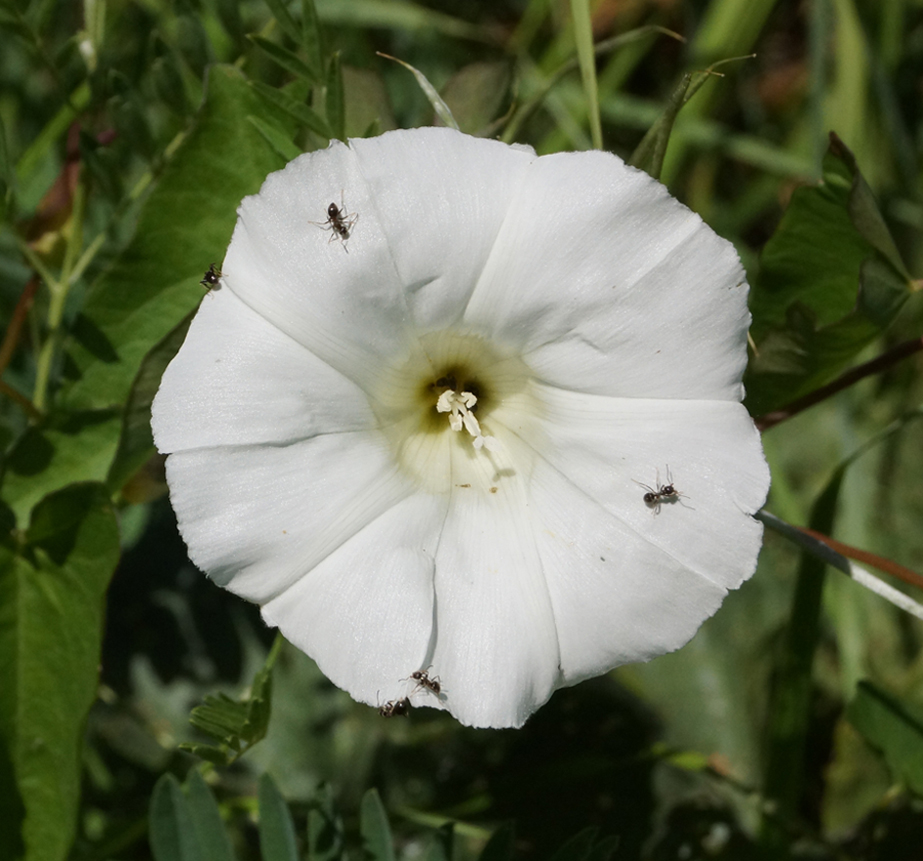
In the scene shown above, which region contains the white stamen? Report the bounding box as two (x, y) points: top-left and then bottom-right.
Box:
(436, 388), (499, 451)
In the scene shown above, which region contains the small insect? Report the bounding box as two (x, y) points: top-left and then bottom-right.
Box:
(200, 263), (222, 290)
(378, 697), (411, 718)
(633, 466), (689, 515)
(404, 667), (442, 697)
(310, 192), (358, 250)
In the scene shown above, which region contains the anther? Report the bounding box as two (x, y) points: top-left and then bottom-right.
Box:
(436, 389), (499, 451)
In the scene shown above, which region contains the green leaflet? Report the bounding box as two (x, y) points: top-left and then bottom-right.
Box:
(0, 484), (119, 861)
(745, 134), (912, 416)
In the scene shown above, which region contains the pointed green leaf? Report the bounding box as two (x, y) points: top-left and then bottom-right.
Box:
(629, 71), (710, 180)
(259, 773), (300, 861)
(249, 35), (321, 84)
(746, 134), (912, 415)
(301, 0), (323, 79)
(178, 743), (232, 767)
(150, 774), (205, 861)
(360, 789), (395, 861)
(242, 633), (283, 745)
(569, 0), (601, 149)
(247, 115), (303, 163)
(440, 61), (511, 136)
(265, 0), (301, 42)
(846, 681), (923, 795)
(477, 824), (514, 861)
(251, 80), (333, 139)
(60, 65), (291, 414)
(306, 783), (345, 861)
(107, 310), (195, 493)
(215, 0), (244, 42)
(0, 483), (119, 861)
(186, 770), (237, 861)
(325, 53), (346, 141)
(377, 52), (458, 130)
(189, 693), (249, 745)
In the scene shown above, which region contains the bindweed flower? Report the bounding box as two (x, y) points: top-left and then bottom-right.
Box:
(152, 128), (770, 729)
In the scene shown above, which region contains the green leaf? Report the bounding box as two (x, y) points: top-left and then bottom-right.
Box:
(150, 774), (205, 861)
(215, 0), (244, 42)
(477, 823), (514, 861)
(629, 69), (715, 181)
(325, 52), (346, 142)
(359, 788), (395, 861)
(0, 483), (120, 861)
(314, 0), (491, 44)
(377, 52), (458, 131)
(249, 34), (321, 84)
(761, 470), (844, 847)
(440, 61), (511, 136)
(569, 0), (602, 149)
(60, 65), (291, 414)
(247, 115), (303, 163)
(251, 80), (333, 139)
(0, 740), (25, 861)
(265, 0), (301, 42)
(184, 633), (282, 764)
(107, 310), (195, 493)
(189, 693), (249, 747)
(306, 783), (345, 861)
(242, 632), (282, 745)
(301, 0), (323, 79)
(2, 410), (123, 527)
(745, 133), (912, 416)
(259, 773), (300, 861)
(177, 743), (232, 767)
(186, 770), (236, 861)
(846, 681), (923, 795)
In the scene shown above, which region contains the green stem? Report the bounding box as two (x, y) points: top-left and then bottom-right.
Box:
(32, 181), (86, 411)
(759, 474), (843, 853)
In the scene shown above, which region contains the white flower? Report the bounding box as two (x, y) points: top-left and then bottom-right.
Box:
(152, 128), (769, 729)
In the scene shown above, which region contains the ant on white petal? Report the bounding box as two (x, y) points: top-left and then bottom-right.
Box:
(633, 465), (691, 515)
(310, 191), (358, 251)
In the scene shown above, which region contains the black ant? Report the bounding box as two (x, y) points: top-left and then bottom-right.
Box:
(310, 192), (358, 251)
(403, 667), (442, 697)
(633, 466), (690, 515)
(378, 697), (410, 718)
(200, 263), (222, 290)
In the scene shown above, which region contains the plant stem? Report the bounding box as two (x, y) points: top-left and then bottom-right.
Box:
(756, 337), (923, 431)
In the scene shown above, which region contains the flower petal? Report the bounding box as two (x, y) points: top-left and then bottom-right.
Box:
(220, 140), (416, 391)
(426, 436), (560, 728)
(464, 150), (749, 401)
(164, 431), (415, 603)
(505, 385), (769, 682)
(350, 128), (535, 332)
(261, 491), (447, 705)
(152, 289), (376, 453)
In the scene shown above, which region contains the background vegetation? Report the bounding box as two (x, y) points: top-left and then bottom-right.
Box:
(2, 0), (923, 859)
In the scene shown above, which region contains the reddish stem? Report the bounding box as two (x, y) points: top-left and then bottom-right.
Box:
(756, 337), (923, 432)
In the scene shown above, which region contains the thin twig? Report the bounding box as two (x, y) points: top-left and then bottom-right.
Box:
(757, 510), (923, 621)
(798, 527), (923, 592)
(0, 380), (44, 422)
(0, 277), (39, 377)
(755, 337), (923, 431)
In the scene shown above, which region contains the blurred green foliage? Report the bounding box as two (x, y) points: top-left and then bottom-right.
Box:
(1, 1), (923, 860)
